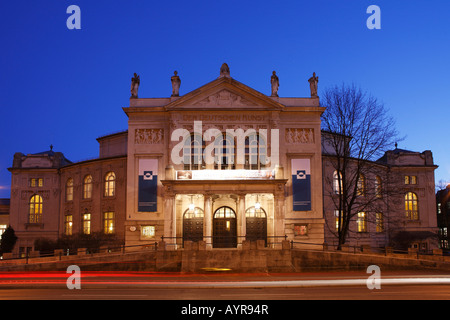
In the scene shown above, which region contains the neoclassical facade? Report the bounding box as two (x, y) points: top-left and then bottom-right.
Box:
(124, 64), (324, 250)
(6, 64), (439, 256)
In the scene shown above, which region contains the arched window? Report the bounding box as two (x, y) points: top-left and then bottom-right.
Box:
(183, 207), (204, 219)
(66, 178), (73, 201)
(29, 194), (43, 223)
(104, 172), (116, 197)
(333, 170), (343, 194)
(405, 192), (419, 220)
(245, 206), (267, 218)
(83, 175), (93, 199)
(214, 206), (236, 218)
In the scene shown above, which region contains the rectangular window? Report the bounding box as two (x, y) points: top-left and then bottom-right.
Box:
(64, 215), (73, 236)
(405, 175), (417, 185)
(0, 225), (7, 239)
(83, 213), (91, 235)
(334, 210), (343, 232)
(357, 212), (367, 233)
(30, 178), (43, 187)
(376, 213), (384, 232)
(104, 212), (115, 234)
(141, 225), (155, 239)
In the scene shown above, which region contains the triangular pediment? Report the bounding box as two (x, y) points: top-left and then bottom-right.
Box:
(164, 77), (285, 111)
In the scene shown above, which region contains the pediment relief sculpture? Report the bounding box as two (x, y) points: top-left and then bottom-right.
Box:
(193, 90), (256, 108)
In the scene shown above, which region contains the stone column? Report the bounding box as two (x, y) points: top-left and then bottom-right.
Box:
(204, 194), (212, 249)
(163, 193), (176, 250)
(273, 192), (285, 249)
(237, 193), (246, 249)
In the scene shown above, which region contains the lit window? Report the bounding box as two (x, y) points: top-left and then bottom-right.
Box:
(66, 178), (74, 201)
(333, 171), (343, 195)
(405, 192), (419, 220)
(334, 210), (343, 232)
(376, 213), (384, 232)
(357, 212), (367, 232)
(141, 226), (155, 239)
(245, 206), (267, 218)
(104, 172), (116, 197)
(357, 174), (365, 196)
(83, 213), (91, 234)
(83, 175), (93, 199)
(29, 194), (43, 224)
(405, 175), (417, 185)
(29, 178), (43, 187)
(0, 225), (7, 239)
(104, 212), (115, 234)
(64, 215), (73, 236)
(183, 207), (204, 219)
(438, 203), (441, 214)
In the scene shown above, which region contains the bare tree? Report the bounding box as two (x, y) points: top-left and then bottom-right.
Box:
(321, 84), (401, 250)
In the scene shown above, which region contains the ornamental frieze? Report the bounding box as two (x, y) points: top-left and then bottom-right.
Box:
(285, 128), (315, 144)
(135, 129), (164, 144)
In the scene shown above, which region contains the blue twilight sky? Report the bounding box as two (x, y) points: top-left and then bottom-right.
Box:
(0, 0), (449, 198)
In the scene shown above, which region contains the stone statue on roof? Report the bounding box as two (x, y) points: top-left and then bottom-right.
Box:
(308, 72), (319, 97)
(130, 73), (140, 98)
(271, 71), (279, 97)
(219, 63), (230, 77)
(171, 71), (181, 97)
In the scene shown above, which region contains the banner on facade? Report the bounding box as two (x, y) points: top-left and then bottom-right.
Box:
(138, 159), (158, 212)
(176, 169), (275, 180)
(291, 159), (311, 211)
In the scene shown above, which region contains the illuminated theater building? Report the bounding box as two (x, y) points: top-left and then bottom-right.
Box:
(7, 64), (438, 255)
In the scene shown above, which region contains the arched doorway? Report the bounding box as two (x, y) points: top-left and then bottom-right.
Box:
(245, 206), (267, 246)
(213, 206), (237, 248)
(183, 207), (204, 247)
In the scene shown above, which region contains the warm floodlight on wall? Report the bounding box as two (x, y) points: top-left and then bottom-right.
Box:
(189, 195), (195, 211)
(255, 195), (261, 210)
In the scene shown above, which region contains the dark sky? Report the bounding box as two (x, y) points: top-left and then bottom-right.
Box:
(1, 0), (449, 197)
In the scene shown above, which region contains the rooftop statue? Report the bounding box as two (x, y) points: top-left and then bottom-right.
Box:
(130, 73), (140, 98)
(271, 71), (279, 97)
(219, 63), (230, 77)
(171, 71), (181, 97)
(308, 72), (319, 97)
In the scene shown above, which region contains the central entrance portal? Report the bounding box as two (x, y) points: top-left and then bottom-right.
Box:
(213, 206), (237, 248)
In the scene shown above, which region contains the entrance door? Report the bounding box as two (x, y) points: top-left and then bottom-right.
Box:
(245, 206), (267, 246)
(213, 206), (237, 248)
(183, 207), (204, 247)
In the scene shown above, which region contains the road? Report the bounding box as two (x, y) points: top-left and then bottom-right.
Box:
(1, 284), (450, 300)
(0, 270), (449, 300)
